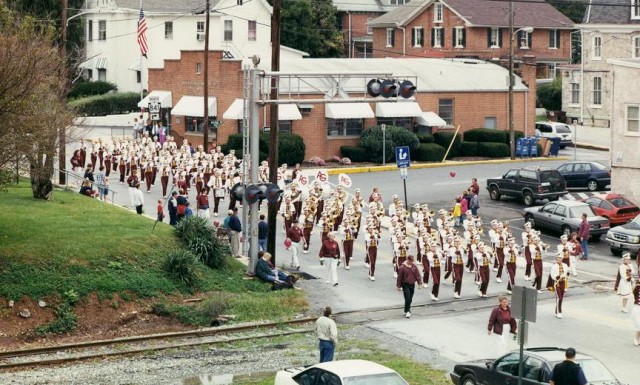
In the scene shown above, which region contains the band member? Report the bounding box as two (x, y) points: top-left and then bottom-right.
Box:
(476, 242), (491, 297)
(521, 222), (534, 280)
(209, 169), (225, 216)
(393, 233), (410, 279)
(547, 253), (569, 319)
(557, 235), (575, 276)
(144, 163), (154, 193)
(614, 253), (635, 313)
(302, 208), (315, 254)
(530, 235), (546, 292)
(341, 221), (355, 270)
(427, 242), (442, 301)
(320, 212), (331, 244)
(504, 238), (519, 294)
(449, 236), (465, 298)
(494, 222), (507, 282)
(118, 156), (126, 184)
(160, 166), (169, 197)
(364, 226), (379, 281)
(289, 183), (303, 222)
(104, 154), (112, 177)
(319, 232), (340, 286)
(281, 196), (296, 233)
(286, 222), (304, 270)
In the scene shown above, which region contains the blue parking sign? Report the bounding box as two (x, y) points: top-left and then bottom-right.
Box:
(395, 146), (410, 168)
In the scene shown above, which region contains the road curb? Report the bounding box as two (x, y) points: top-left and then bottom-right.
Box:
(327, 156), (570, 175)
(575, 142), (609, 151)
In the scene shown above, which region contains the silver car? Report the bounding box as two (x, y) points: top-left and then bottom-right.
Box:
(522, 201), (610, 238)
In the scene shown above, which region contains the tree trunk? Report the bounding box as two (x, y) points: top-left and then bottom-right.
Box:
(30, 153), (55, 200)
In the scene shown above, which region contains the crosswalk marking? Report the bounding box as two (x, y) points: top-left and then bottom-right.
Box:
(559, 192), (600, 201)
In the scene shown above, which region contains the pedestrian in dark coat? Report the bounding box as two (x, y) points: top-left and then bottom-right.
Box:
(396, 255), (422, 318)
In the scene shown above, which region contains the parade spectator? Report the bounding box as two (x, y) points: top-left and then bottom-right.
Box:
(79, 179), (97, 197)
(315, 306), (338, 363)
(168, 191), (178, 226)
(396, 255), (422, 318)
(469, 189), (480, 217)
(196, 188), (210, 219)
(286, 221), (304, 270)
(255, 251), (295, 287)
(578, 213), (590, 260)
(368, 187), (381, 203)
(156, 199), (165, 222)
(184, 202), (194, 218)
(258, 214), (268, 251)
(84, 164), (95, 182)
(100, 176), (110, 202)
(469, 177), (480, 195)
(228, 207), (242, 257)
(132, 182), (144, 215)
(452, 197), (462, 227)
(487, 296), (517, 357)
(176, 188), (188, 222)
(549, 348), (588, 385)
(460, 191), (469, 216)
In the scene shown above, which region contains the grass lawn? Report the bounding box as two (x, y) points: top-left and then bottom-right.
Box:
(0, 182), (306, 327)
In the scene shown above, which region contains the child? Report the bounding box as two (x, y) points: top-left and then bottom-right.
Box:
(184, 202), (194, 218)
(157, 199), (165, 222)
(452, 197), (462, 227)
(101, 176), (110, 202)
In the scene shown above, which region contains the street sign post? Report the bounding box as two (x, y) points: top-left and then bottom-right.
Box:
(395, 146), (410, 168)
(148, 95), (161, 121)
(512, 285), (538, 385)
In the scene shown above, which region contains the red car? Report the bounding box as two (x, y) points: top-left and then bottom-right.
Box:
(583, 193), (640, 226)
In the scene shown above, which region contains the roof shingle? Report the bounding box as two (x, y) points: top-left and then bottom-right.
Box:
(583, 0), (640, 24)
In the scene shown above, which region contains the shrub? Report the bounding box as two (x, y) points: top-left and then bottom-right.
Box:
(461, 141), (479, 157)
(34, 289), (80, 335)
(222, 133), (304, 166)
(163, 250), (200, 289)
(359, 125), (420, 164)
(68, 92), (140, 116)
(68, 80), (117, 99)
(477, 142), (510, 158)
(463, 128), (508, 143)
(416, 133), (434, 143)
(412, 143), (446, 162)
(174, 216), (212, 243)
(174, 217), (229, 269)
(433, 131), (462, 159)
(340, 146), (368, 162)
(537, 78), (562, 111)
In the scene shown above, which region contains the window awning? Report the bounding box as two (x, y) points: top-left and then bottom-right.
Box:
(325, 103), (374, 119)
(375, 101), (422, 118)
(137, 90), (173, 108)
(417, 111), (447, 127)
(223, 98), (245, 120)
(171, 96), (217, 117)
(128, 61), (141, 71)
(96, 57), (108, 69)
(79, 58), (95, 69)
(278, 104), (302, 121)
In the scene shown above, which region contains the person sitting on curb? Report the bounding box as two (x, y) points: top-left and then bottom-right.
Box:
(255, 251), (297, 288)
(79, 179), (97, 198)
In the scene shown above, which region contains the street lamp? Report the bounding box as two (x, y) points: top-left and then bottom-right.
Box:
(508, 4), (534, 160)
(381, 123), (387, 166)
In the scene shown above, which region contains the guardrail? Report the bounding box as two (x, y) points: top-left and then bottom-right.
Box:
(54, 167), (118, 205)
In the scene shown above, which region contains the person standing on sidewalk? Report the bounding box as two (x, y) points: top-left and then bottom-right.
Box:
(550, 348), (588, 385)
(258, 214), (268, 252)
(315, 306), (338, 363)
(487, 296), (517, 357)
(228, 207), (242, 258)
(396, 255), (422, 318)
(469, 189), (480, 217)
(578, 213), (590, 260)
(132, 183), (144, 215)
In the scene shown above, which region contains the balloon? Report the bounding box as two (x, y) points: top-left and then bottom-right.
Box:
(449, 171), (456, 178)
(284, 238), (292, 249)
(213, 220), (220, 227)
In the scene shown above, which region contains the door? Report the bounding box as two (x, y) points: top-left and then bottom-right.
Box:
(501, 169), (518, 196)
(293, 368), (320, 385)
(520, 356), (546, 384)
(490, 353), (520, 385)
(559, 163), (577, 188)
(571, 163), (591, 188)
(537, 202), (558, 229)
(551, 204), (569, 233)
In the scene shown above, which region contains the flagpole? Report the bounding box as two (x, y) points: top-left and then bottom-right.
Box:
(139, 0), (144, 103)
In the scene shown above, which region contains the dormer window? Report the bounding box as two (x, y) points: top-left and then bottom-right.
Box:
(434, 2), (443, 23)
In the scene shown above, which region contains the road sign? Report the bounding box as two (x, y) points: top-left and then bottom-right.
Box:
(512, 285), (537, 322)
(148, 95), (161, 121)
(399, 167), (408, 180)
(395, 146), (410, 168)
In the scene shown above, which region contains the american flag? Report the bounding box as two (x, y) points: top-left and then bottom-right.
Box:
(137, 6), (148, 58)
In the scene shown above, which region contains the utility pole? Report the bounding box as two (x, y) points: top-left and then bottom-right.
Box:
(267, 0), (281, 264)
(59, 0), (68, 184)
(203, 0), (211, 150)
(508, 0), (515, 160)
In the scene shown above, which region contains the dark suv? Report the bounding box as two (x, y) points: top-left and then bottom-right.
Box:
(486, 167), (567, 206)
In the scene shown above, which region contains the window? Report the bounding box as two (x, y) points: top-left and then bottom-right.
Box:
(367, 18), (373, 35)
(224, 20), (233, 41)
(412, 27), (424, 47)
(294, 369), (319, 385)
(518, 30), (531, 49)
(98, 68), (106, 81)
(593, 36), (602, 59)
(377, 117), (411, 129)
(391, 0), (410, 4)
(454, 27), (465, 48)
(633, 36), (640, 58)
(434, 2), (443, 23)
(504, 170), (518, 179)
(248, 20), (257, 41)
(327, 119), (363, 137)
(549, 29), (560, 49)
(165, 22), (173, 39)
(438, 98), (454, 124)
(519, 170), (537, 182)
(484, 117), (497, 129)
(571, 83), (580, 104)
(186, 117), (219, 136)
(592, 76), (602, 105)
(431, 27), (444, 48)
(495, 353), (520, 375)
(196, 62), (202, 74)
(87, 20), (93, 42)
(84, 69), (93, 80)
(136, 71), (141, 84)
(278, 121), (292, 133)
(488, 27), (502, 48)
(197, 21), (205, 41)
(627, 105), (640, 134)
(633, 0), (640, 19)
(386, 28), (395, 47)
(98, 20), (106, 41)
(542, 203), (558, 214)
(554, 205), (567, 217)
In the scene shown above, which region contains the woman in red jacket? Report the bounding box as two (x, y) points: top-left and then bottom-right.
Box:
(397, 255), (422, 318)
(488, 296), (517, 357)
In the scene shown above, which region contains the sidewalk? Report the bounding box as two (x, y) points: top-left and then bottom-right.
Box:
(569, 123), (610, 151)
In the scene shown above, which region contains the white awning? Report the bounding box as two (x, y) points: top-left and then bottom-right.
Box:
(325, 103), (374, 119)
(128, 61), (141, 71)
(95, 57), (108, 69)
(278, 104), (302, 120)
(78, 58), (94, 69)
(223, 98), (245, 120)
(417, 111), (447, 127)
(375, 101), (423, 118)
(137, 90), (173, 108)
(171, 96), (217, 117)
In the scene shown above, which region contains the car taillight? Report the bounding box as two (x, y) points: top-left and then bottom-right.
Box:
(537, 186), (543, 193)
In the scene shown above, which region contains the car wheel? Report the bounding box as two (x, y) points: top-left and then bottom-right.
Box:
(489, 186), (501, 201)
(587, 180), (599, 191)
(591, 234), (601, 242)
(611, 248), (622, 257)
(525, 214), (535, 228)
(460, 374), (477, 385)
(561, 225), (572, 237)
(560, 145), (566, 149)
(523, 192), (534, 206)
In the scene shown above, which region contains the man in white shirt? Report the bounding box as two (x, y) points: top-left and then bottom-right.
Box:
(132, 183), (144, 215)
(315, 306), (338, 363)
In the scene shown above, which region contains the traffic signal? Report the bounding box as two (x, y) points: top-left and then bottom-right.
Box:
(264, 183), (283, 205)
(366, 79), (382, 97)
(244, 185), (263, 205)
(398, 80), (416, 99)
(380, 79), (397, 98)
(230, 183), (245, 201)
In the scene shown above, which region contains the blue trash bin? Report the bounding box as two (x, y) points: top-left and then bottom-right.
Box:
(528, 137), (538, 157)
(549, 137), (561, 156)
(516, 138), (525, 157)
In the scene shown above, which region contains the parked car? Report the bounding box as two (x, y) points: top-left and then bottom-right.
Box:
(274, 359), (409, 385)
(582, 193), (640, 226)
(486, 167), (567, 206)
(535, 121), (573, 149)
(449, 347), (622, 385)
(557, 161), (611, 191)
(606, 214), (640, 256)
(522, 201), (610, 238)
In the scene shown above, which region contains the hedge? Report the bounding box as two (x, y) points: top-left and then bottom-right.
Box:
(359, 125), (420, 164)
(416, 133), (434, 143)
(69, 92), (140, 116)
(433, 131), (462, 159)
(477, 142), (510, 158)
(463, 128), (507, 143)
(68, 81), (117, 100)
(340, 146), (368, 162)
(461, 141), (479, 157)
(222, 132), (305, 166)
(413, 143), (446, 162)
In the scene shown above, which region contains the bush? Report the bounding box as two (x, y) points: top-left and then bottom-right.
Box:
(69, 92), (140, 116)
(174, 216), (212, 243)
(359, 125), (420, 164)
(412, 143), (446, 162)
(461, 141), (479, 157)
(463, 128), (508, 143)
(34, 289), (80, 335)
(416, 133), (434, 143)
(340, 146), (368, 162)
(174, 217), (229, 269)
(477, 142), (510, 158)
(537, 78), (562, 111)
(222, 133), (304, 166)
(163, 250), (200, 289)
(68, 80), (117, 99)
(433, 131), (462, 159)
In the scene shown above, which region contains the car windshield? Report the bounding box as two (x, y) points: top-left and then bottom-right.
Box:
(607, 197), (635, 208)
(568, 205), (597, 218)
(556, 125), (572, 133)
(540, 171), (563, 183)
(343, 373), (409, 385)
(549, 359), (617, 382)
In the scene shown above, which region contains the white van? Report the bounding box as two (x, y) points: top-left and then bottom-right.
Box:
(535, 121), (574, 149)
